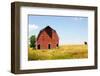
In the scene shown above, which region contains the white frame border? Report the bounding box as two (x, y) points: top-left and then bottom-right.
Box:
(20, 6), (95, 70)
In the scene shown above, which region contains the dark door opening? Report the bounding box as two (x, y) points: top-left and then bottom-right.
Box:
(57, 44), (58, 47)
(48, 44), (51, 49)
(37, 44), (40, 49)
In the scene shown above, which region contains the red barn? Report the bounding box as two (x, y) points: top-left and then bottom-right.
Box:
(36, 26), (59, 49)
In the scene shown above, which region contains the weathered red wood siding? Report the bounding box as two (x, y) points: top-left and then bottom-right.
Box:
(36, 26), (59, 49)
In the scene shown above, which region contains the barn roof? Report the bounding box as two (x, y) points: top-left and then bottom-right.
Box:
(37, 26), (56, 40)
(43, 26), (55, 31)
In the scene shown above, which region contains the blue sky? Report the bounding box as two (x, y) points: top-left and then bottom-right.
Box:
(28, 15), (88, 45)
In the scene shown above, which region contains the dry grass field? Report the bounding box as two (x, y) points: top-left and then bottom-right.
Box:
(28, 45), (88, 60)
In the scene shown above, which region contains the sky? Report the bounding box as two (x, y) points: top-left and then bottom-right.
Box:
(28, 15), (88, 45)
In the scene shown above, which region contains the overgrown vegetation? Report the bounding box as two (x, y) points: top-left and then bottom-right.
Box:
(28, 45), (88, 60)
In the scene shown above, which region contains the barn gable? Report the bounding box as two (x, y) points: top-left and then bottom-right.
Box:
(36, 26), (59, 49)
(37, 26), (56, 40)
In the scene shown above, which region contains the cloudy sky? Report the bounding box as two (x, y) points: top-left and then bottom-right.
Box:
(28, 15), (88, 45)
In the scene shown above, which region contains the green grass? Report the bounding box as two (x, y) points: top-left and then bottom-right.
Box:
(28, 45), (88, 60)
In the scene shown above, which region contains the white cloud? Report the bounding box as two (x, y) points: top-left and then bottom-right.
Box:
(29, 24), (39, 30)
(73, 17), (84, 20)
(29, 24), (39, 37)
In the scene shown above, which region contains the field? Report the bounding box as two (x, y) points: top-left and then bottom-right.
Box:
(28, 45), (88, 60)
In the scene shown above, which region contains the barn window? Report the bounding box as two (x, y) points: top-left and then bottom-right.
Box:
(37, 44), (40, 49)
(48, 44), (51, 49)
(47, 31), (52, 38)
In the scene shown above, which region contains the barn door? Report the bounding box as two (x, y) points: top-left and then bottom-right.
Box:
(38, 44), (40, 49)
(57, 44), (58, 47)
(48, 44), (51, 49)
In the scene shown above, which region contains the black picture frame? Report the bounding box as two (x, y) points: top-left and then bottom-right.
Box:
(11, 2), (98, 74)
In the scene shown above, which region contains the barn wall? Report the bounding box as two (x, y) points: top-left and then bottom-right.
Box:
(37, 31), (52, 49)
(36, 28), (59, 49)
(52, 31), (59, 48)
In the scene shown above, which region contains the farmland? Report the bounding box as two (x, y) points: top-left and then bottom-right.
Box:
(28, 45), (88, 60)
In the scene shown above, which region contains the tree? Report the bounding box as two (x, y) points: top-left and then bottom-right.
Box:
(30, 35), (36, 48)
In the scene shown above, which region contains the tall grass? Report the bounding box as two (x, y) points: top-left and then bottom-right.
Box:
(28, 45), (88, 60)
